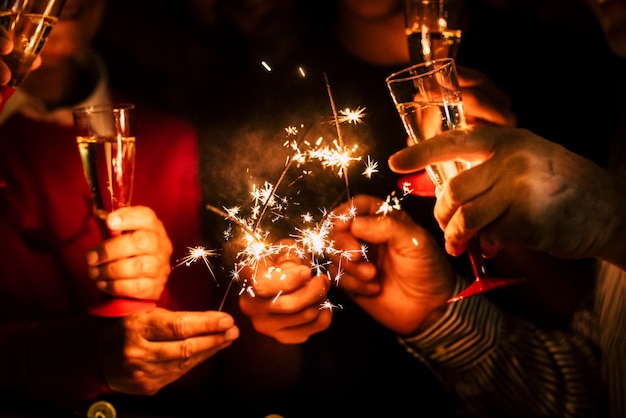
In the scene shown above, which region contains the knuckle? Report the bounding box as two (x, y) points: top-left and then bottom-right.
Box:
(170, 315), (191, 337)
(457, 205), (479, 230)
(178, 339), (194, 366)
(132, 230), (153, 251)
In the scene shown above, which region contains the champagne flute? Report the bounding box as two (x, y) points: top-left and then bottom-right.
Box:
(404, 0), (463, 64)
(73, 103), (156, 317)
(0, 0), (66, 112)
(386, 58), (524, 303)
(400, 0), (464, 198)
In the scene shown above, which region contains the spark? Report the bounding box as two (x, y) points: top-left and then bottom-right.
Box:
(363, 156), (379, 179)
(261, 61), (272, 72)
(376, 193), (403, 216)
(337, 107), (367, 125)
(200, 73), (382, 309)
(401, 180), (414, 196)
(174, 246), (219, 282)
(320, 299), (343, 311)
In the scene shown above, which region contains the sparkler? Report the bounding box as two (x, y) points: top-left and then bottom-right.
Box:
(202, 72), (379, 311)
(178, 68), (413, 315)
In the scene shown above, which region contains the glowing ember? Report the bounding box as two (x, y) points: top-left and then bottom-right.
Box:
(174, 246), (219, 282)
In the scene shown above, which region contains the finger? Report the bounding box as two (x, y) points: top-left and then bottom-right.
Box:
(107, 206), (164, 234)
(145, 328), (240, 373)
(0, 61), (10, 85)
(433, 159), (496, 228)
(462, 90), (517, 127)
(30, 55), (42, 71)
(93, 274), (166, 301)
(337, 269), (380, 296)
(243, 274), (329, 315)
(0, 26), (11, 54)
(388, 127), (494, 173)
(141, 311), (239, 341)
(88, 228), (171, 265)
(90, 252), (167, 278)
(439, 169), (516, 257)
(251, 264), (313, 296)
(277, 309), (333, 344)
(457, 68), (516, 127)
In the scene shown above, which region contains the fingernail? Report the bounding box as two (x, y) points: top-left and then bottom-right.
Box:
(218, 316), (234, 330)
(224, 327), (239, 341)
(86, 251), (98, 265)
(107, 213), (121, 229)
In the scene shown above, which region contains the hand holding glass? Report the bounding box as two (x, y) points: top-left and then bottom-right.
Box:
(386, 58), (524, 302)
(73, 103), (156, 317)
(0, 0), (66, 111)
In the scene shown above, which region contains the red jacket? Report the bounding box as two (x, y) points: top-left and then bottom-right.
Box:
(0, 103), (214, 410)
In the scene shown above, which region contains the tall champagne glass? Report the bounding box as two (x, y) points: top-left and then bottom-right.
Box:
(0, 0), (66, 112)
(404, 0), (463, 64)
(73, 103), (156, 317)
(400, 0), (464, 198)
(386, 58), (524, 303)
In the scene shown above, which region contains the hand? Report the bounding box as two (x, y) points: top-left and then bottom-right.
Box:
(328, 195), (457, 336)
(0, 27), (41, 86)
(238, 240), (333, 344)
(98, 308), (239, 395)
(457, 66), (517, 128)
(388, 126), (626, 270)
(0, 26), (11, 86)
(86, 206), (173, 301)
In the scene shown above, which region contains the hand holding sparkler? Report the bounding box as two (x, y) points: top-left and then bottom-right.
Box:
(238, 239), (334, 344)
(328, 194), (458, 335)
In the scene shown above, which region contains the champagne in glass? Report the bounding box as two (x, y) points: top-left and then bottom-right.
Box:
(73, 103), (155, 317)
(0, 0), (66, 110)
(404, 0), (463, 63)
(74, 104), (136, 233)
(387, 58), (524, 302)
(401, 0), (463, 198)
(406, 28), (462, 63)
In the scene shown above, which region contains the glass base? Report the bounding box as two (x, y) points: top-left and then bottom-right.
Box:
(447, 277), (526, 303)
(398, 171), (436, 197)
(0, 86), (16, 113)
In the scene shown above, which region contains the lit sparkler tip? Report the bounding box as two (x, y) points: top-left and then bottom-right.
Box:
(376, 193), (403, 216)
(319, 299), (343, 311)
(363, 156), (379, 179)
(174, 246), (220, 282)
(337, 106), (367, 125)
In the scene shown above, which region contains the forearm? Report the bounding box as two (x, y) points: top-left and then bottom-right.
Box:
(0, 316), (111, 411)
(399, 277), (606, 418)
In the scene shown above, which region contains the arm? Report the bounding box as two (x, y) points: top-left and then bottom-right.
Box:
(400, 281), (604, 418)
(330, 194), (606, 417)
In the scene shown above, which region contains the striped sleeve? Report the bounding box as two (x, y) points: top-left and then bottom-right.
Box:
(399, 275), (607, 418)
